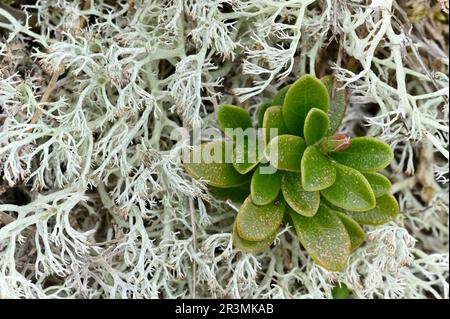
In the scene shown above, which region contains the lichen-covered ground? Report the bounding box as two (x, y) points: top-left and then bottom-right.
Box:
(0, 0), (448, 298)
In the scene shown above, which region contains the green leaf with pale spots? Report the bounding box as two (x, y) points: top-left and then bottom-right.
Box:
(208, 183), (250, 203)
(304, 108), (330, 145)
(251, 168), (281, 206)
(281, 171), (319, 217)
(232, 222), (276, 253)
(262, 106), (289, 144)
(330, 137), (394, 172)
(363, 172), (391, 197)
(335, 211), (365, 251)
(289, 204), (351, 271)
(233, 134), (263, 174)
(344, 194), (399, 225)
(217, 104), (252, 136)
(321, 163), (376, 211)
(272, 84), (291, 106)
(301, 145), (336, 191)
(282, 75), (329, 136)
(321, 75), (348, 136)
(257, 100), (273, 127)
(184, 141), (250, 188)
(264, 135), (306, 172)
(236, 196), (285, 241)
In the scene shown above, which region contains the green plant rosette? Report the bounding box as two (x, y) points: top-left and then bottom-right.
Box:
(184, 74), (399, 271)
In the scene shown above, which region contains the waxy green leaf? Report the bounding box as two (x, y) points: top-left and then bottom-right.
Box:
(232, 222), (276, 253)
(257, 100), (273, 127)
(330, 137), (394, 172)
(236, 196), (286, 241)
(233, 135), (263, 174)
(184, 141), (250, 187)
(335, 211), (365, 251)
(251, 168), (281, 206)
(345, 194), (399, 225)
(321, 75), (348, 136)
(321, 163), (376, 211)
(272, 85), (291, 106)
(363, 172), (391, 197)
(209, 183), (250, 203)
(304, 108), (329, 145)
(281, 171), (319, 217)
(264, 135), (306, 172)
(262, 106), (289, 144)
(217, 104), (252, 136)
(301, 145), (336, 191)
(290, 205), (351, 271)
(282, 75), (329, 136)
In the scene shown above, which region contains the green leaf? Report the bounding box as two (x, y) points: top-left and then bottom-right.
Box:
(321, 75), (348, 136)
(301, 145), (336, 191)
(281, 171), (319, 217)
(332, 284), (350, 299)
(209, 183), (250, 203)
(232, 222), (276, 253)
(236, 196), (286, 242)
(304, 108), (329, 145)
(282, 75), (329, 136)
(335, 211), (365, 251)
(233, 134), (263, 174)
(251, 168), (281, 206)
(330, 137), (394, 172)
(262, 105), (289, 144)
(257, 100), (273, 127)
(272, 85), (291, 106)
(264, 135), (306, 172)
(184, 141), (250, 188)
(321, 163), (376, 211)
(217, 104), (252, 136)
(290, 204), (351, 271)
(363, 172), (391, 197)
(345, 194), (399, 225)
